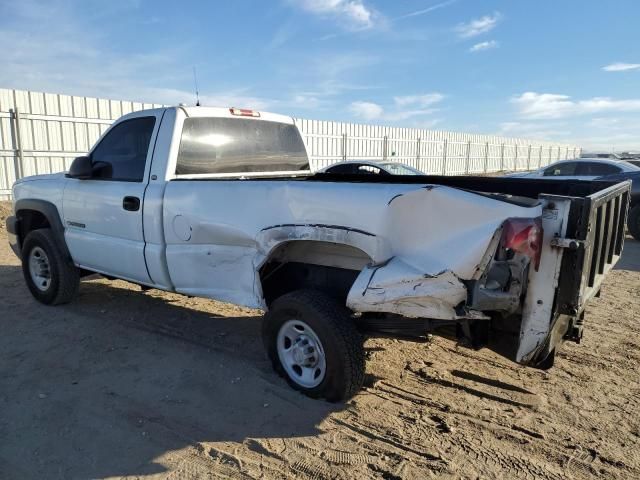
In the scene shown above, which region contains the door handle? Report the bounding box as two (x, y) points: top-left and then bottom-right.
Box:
(123, 196), (140, 212)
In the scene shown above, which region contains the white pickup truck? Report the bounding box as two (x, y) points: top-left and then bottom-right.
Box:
(6, 106), (631, 401)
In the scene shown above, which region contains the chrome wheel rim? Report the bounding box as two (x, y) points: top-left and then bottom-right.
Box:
(28, 246), (52, 291)
(277, 319), (327, 388)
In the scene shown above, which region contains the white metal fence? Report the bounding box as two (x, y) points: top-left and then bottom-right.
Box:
(0, 88), (580, 200)
(294, 118), (580, 175)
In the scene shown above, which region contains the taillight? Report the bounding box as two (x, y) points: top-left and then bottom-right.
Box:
(501, 218), (543, 271)
(229, 107), (260, 117)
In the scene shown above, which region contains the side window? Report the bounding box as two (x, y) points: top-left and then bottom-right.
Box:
(91, 117), (156, 181)
(543, 162), (577, 176)
(577, 162), (622, 176)
(327, 164), (357, 174)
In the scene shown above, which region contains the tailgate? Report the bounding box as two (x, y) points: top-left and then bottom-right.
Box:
(555, 180), (631, 316)
(516, 180), (630, 366)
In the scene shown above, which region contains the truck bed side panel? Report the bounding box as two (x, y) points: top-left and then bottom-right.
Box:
(162, 180), (541, 315)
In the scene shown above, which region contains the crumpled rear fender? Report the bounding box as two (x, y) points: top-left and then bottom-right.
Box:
(346, 258), (469, 320)
(346, 186), (543, 320)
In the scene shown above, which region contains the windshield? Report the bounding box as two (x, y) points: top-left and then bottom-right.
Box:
(619, 161), (640, 170)
(380, 162), (422, 175)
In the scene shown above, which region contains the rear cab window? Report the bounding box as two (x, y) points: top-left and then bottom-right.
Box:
(176, 117), (309, 175)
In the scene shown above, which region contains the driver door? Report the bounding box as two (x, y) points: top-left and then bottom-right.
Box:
(62, 113), (161, 283)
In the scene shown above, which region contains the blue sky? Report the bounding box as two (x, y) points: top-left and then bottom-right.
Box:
(1, 0), (640, 150)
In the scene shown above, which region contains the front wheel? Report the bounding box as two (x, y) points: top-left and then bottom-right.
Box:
(262, 290), (365, 402)
(21, 228), (79, 305)
(627, 205), (640, 241)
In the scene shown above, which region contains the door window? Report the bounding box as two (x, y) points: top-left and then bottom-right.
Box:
(543, 162), (577, 176)
(91, 117), (156, 181)
(326, 163), (357, 174)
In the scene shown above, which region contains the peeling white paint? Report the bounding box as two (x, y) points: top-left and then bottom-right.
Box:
(347, 258), (468, 319)
(516, 198), (571, 363)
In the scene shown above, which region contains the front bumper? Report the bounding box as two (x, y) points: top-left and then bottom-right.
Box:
(5, 215), (20, 258)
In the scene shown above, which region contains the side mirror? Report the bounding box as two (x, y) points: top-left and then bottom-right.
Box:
(67, 156), (93, 179)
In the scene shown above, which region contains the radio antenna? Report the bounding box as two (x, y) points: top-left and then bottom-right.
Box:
(192, 66), (201, 106)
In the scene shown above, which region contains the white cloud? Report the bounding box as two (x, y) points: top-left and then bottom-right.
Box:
(580, 97), (640, 112)
(587, 117), (621, 128)
(512, 93), (575, 119)
(499, 116), (640, 151)
(0, 0), (276, 110)
(568, 132), (640, 152)
(384, 110), (439, 122)
(394, 93), (445, 108)
(292, 94), (321, 109)
(290, 0), (378, 29)
(292, 52), (381, 97)
(499, 121), (569, 140)
(409, 118), (442, 129)
(393, 0), (457, 21)
(350, 93), (445, 123)
(602, 63), (640, 72)
(343, 2), (373, 27)
(349, 101), (384, 120)
(268, 23), (296, 49)
(317, 0), (457, 40)
(469, 40), (498, 52)
(512, 92), (640, 119)
(456, 12), (502, 38)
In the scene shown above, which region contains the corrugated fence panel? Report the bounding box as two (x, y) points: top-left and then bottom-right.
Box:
(0, 87), (581, 200)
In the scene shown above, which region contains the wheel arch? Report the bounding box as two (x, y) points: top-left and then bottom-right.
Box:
(258, 239), (374, 307)
(14, 199), (72, 260)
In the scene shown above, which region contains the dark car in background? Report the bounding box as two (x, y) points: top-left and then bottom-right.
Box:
(510, 158), (639, 179)
(510, 158), (640, 240)
(599, 170), (640, 240)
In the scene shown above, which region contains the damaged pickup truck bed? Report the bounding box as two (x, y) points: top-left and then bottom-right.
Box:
(6, 106), (631, 401)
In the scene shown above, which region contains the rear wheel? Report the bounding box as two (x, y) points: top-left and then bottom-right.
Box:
(627, 205), (640, 241)
(21, 228), (79, 305)
(262, 290), (365, 402)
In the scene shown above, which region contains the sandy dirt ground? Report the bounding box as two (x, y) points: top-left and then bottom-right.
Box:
(0, 200), (639, 480)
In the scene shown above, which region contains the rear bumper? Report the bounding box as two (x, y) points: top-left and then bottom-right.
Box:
(5, 215), (20, 258)
(519, 313), (573, 369)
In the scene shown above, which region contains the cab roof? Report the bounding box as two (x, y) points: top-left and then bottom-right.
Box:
(176, 106), (295, 125)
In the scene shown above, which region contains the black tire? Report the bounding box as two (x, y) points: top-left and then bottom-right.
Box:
(21, 228), (79, 305)
(627, 205), (640, 241)
(262, 290), (365, 402)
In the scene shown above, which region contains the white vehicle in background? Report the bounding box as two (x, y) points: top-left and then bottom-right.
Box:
(320, 160), (424, 176)
(5, 106), (631, 401)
